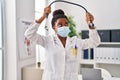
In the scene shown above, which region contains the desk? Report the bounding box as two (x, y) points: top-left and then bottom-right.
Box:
(22, 65), (43, 80)
(78, 75), (120, 80)
(103, 77), (120, 80)
(22, 66), (120, 80)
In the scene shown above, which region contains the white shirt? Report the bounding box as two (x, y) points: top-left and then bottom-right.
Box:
(24, 22), (100, 80)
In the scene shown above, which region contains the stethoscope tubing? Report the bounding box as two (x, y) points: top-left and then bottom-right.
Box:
(49, 0), (88, 12)
(45, 0), (94, 30)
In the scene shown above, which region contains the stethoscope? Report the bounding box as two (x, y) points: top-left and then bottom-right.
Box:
(45, 0), (95, 32)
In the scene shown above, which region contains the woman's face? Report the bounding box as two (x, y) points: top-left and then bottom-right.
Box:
(53, 18), (68, 32)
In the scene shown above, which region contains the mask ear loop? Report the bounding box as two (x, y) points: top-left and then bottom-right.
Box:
(45, 0), (95, 32)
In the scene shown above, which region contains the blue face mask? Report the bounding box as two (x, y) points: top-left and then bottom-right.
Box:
(57, 26), (70, 37)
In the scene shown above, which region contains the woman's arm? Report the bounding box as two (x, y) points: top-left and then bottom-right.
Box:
(35, 6), (51, 24)
(81, 29), (101, 49)
(24, 6), (51, 47)
(81, 12), (101, 49)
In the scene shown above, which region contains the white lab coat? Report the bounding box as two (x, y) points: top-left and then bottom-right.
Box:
(24, 22), (100, 80)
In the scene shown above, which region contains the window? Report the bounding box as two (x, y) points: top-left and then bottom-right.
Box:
(0, 0), (5, 80)
(0, 4), (2, 80)
(35, 0), (46, 67)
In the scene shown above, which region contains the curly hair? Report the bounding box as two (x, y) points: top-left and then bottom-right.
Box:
(51, 9), (68, 27)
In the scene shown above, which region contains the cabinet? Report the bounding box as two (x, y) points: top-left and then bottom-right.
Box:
(80, 47), (120, 77)
(81, 29), (120, 42)
(80, 29), (120, 77)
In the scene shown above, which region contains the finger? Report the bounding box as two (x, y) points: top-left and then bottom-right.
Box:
(48, 5), (51, 8)
(47, 6), (51, 12)
(86, 12), (90, 19)
(86, 12), (94, 21)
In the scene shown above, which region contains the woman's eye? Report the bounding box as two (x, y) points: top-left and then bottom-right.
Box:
(65, 24), (68, 26)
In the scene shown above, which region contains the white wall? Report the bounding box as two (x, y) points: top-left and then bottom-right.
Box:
(16, 0), (36, 80)
(54, 0), (120, 30)
(5, 0), (36, 80)
(5, 0), (17, 80)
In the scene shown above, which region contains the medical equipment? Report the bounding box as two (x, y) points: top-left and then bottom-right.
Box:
(45, 0), (95, 31)
(81, 68), (103, 80)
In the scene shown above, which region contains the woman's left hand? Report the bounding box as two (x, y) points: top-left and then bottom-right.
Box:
(86, 12), (94, 24)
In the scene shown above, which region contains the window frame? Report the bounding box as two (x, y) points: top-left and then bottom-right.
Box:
(0, 0), (6, 80)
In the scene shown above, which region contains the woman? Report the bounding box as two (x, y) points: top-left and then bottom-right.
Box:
(24, 6), (100, 80)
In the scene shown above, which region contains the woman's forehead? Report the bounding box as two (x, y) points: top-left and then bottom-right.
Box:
(56, 18), (68, 23)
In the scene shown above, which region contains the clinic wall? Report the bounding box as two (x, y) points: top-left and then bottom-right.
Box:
(5, 0), (36, 80)
(16, 0), (36, 80)
(54, 0), (120, 30)
(5, 0), (17, 80)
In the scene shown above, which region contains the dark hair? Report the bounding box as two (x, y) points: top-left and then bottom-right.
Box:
(51, 9), (68, 27)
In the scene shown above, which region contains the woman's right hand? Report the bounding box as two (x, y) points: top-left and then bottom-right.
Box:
(36, 6), (51, 23)
(43, 6), (51, 17)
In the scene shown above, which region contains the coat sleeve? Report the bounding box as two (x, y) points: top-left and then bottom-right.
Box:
(81, 29), (101, 49)
(24, 22), (46, 47)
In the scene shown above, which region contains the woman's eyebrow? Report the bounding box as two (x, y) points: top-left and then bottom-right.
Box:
(58, 23), (62, 25)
